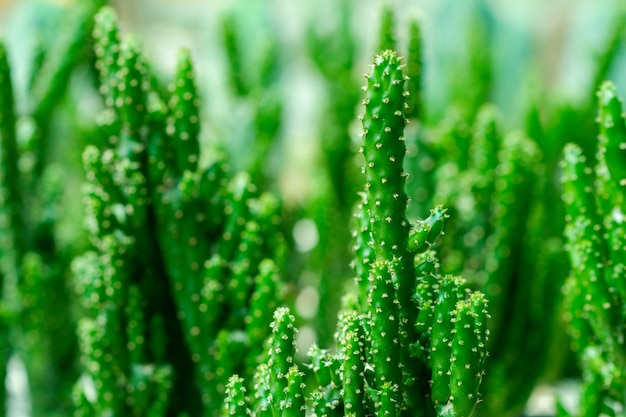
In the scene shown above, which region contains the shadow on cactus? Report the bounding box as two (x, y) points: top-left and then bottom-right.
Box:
(224, 50), (490, 417)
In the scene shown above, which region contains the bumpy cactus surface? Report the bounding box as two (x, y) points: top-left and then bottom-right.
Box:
(4, 2), (626, 417)
(72, 7), (286, 416)
(558, 81), (626, 417)
(0, 1), (105, 415)
(224, 50), (489, 417)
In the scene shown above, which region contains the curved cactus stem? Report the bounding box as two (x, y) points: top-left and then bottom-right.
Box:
(408, 206), (448, 253)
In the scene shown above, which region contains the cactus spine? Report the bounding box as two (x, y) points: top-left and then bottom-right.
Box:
(225, 50), (489, 417)
(559, 81), (626, 417)
(73, 7), (286, 416)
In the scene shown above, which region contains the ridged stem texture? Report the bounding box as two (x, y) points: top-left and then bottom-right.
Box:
(558, 81), (626, 417)
(226, 50), (490, 417)
(73, 7), (286, 416)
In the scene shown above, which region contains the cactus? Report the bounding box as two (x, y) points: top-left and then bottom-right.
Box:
(224, 50), (489, 417)
(0, 40), (15, 406)
(405, 17), (424, 122)
(403, 85), (572, 417)
(5, 2), (626, 416)
(218, 5), (283, 182)
(0, 1), (105, 415)
(302, 0), (361, 345)
(558, 81), (626, 417)
(72, 7), (286, 416)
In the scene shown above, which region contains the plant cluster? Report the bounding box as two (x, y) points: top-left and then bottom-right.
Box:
(0, 1), (624, 417)
(222, 50), (489, 417)
(559, 81), (626, 417)
(71, 7), (287, 416)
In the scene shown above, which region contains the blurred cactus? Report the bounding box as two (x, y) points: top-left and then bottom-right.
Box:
(300, 0), (361, 345)
(410, 103), (571, 416)
(225, 50), (490, 417)
(2, 1), (626, 416)
(219, 5), (284, 183)
(558, 81), (626, 417)
(0, 1), (105, 415)
(71, 7), (286, 416)
(0, 38), (19, 417)
(405, 16), (424, 122)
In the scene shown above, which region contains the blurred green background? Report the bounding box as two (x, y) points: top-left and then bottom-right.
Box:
(3, 0), (626, 134)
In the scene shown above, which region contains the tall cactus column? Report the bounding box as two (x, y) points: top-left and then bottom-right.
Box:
(360, 51), (411, 297)
(358, 50), (428, 413)
(225, 50), (490, 417)
(355, 50), (490, 417)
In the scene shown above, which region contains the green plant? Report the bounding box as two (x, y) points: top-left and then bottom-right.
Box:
(423, 105), (572, 416)
(2, 1), (626, 416)
(0, 2), (105, 415)
(224, 50), (490, 417)
(559, 81), (626, 417)
(71, 7), (286, 416)
(219, 5), (283, 182)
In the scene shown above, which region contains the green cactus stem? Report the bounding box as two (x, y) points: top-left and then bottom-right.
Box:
(405, 17), (423, 121)
(268, 307), (297, 416)
(232, 50), (489, 417)
(224, 375), (252, 416)
(339, 310), (367, 417)
(408, 205), (447, 253)
(559, 80), (626, 417)
(73, 7), (287, 416)
(361, 50), (410, 265)
(449, 293), (489, 417)
(167, 48), (201, 175)
(368, 259), (403, 413)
